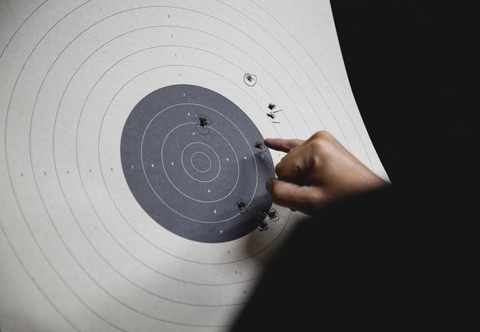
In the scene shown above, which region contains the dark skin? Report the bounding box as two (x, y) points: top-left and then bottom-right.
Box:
(265, 131), (389, 215)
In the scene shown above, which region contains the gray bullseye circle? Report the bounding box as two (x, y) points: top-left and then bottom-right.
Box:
(121, 84), (274, 243)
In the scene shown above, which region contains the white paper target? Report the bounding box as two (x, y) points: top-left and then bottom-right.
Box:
(0, 1), (388, 331)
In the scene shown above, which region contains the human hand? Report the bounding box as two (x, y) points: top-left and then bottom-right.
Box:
(265, 131), (389, 215)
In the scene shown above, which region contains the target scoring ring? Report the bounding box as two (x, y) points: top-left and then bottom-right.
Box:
(121, 84), (275, 243)
(185, 145), (216, 174)
(190, 151), (212, 173)
(181, 142), (221, 182)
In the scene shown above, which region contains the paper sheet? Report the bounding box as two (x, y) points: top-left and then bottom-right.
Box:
(0, 1), (388, 331)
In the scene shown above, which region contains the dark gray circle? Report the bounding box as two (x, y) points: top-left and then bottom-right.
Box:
(121, 84), (274, 243)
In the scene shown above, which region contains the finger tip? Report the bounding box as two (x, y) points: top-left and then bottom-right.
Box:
(263, 138), (275, 147)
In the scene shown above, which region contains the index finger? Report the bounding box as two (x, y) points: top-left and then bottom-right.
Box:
(264, 138), (305, 153)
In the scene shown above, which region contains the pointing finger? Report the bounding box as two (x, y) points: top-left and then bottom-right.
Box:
(264, 138), (305, 153)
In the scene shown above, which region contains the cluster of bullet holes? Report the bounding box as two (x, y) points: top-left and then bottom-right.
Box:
(234, 201), (278, 232)
(266, 103), (282, 123)
(257, 207), (279, 231)
(243, 73), (283, 122)
(188, 79), (281, 235)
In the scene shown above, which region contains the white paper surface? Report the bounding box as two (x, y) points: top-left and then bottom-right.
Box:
(0, 1), (388, 331)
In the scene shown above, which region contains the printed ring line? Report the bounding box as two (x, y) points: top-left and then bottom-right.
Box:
(181, 142), (220, 183)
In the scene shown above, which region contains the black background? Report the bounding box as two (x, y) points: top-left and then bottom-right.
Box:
(330, 0), (475, 190)
(231, 2), (476, 330)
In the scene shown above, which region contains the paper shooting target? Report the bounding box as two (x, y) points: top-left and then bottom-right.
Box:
(0, 1), (388, 331)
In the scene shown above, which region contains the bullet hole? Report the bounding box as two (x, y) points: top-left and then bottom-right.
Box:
(235, 200), (247, 213)
(243, 73), (257, 86)
(257, 220), (268, 231)
(254, 140), (267, 152)
(195, 114), (212, 135)
(267, 109), (283, 123)
(198, 116), (208, 128)
(259, 207), (279, 221)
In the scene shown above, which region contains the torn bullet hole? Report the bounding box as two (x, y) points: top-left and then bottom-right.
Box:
(198, 116), (208, 128)
(254, 140), (267, 152)
(267, 209), (278, 221)
(243, 73), (257, 87)
(196, 114), (211, 127)
(235, 200), (248, 214)
(257, 220), (268, 231)
(236, 201), (246, 210)
(259, 207), (279, 221)
(267, 109), (283, 122)
(195, 114), (212, 135)
(268, 103), (275, 110)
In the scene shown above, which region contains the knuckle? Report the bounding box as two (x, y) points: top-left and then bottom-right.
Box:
(312, 130), (333, 141)
(309, 136), (333, 155)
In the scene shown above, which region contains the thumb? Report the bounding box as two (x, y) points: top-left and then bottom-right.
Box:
(266, 178), (324, 213)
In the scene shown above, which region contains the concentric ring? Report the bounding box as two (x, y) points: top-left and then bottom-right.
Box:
(184, 145), (217, 177)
